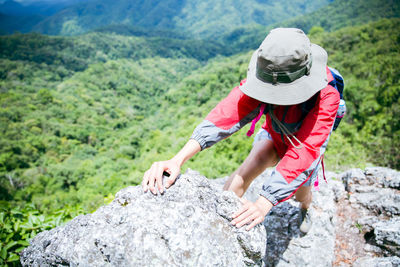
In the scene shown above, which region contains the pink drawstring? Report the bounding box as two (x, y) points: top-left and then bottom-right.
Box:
(247, 103), (266, 137)
(314, 157), (327, 191)
(314, 175), (320, 191)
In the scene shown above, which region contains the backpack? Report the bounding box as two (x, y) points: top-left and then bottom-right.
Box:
(327, 67), (346, 131)
(301, 67), (346, 131)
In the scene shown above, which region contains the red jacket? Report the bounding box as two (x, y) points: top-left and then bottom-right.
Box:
(191, 67), (340, 205)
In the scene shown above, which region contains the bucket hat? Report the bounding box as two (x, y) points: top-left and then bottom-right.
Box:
(239, 28), (328, 105)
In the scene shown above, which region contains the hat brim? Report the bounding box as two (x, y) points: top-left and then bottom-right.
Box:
(239, 44), (328, 105)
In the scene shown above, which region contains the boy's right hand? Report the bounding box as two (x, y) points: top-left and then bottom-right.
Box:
(142, 159), (181, 194)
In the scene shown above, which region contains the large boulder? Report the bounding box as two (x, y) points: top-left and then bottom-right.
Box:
(20, 170), (266, 266)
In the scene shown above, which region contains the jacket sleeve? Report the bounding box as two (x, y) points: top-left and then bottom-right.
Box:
(191, 83), (261, 150)
(260, 85), (340, 205)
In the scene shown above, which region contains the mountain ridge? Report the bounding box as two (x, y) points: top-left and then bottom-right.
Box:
(31, 0), (332, 37)
(0, 0), (88, 34)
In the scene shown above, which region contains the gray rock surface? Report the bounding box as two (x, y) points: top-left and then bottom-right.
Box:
(342, 168), (367, 192)
(353, 256), (400, 267)
(21, 170), (266, 267)
(342, 167), (400, 216)
(340, 167), (400, 262)
(374, 217), (400, 256)
(343, 167), (400, 190)
(350, 187), (400, 216)
(365, 167), (400, 189)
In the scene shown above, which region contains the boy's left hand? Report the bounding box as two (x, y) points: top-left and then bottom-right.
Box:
(231, 196), (272, 231)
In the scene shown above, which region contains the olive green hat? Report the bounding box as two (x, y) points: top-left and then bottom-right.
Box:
(239, 28), (328, 105)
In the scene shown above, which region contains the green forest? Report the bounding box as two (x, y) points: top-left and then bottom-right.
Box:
(0, 0), (399, 265)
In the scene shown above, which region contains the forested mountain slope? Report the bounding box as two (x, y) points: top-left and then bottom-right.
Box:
(0, 31), (229, 72)
(32, 0), (332, 37)
(222, 0), (400, 54)
(0, 32), (210, 205)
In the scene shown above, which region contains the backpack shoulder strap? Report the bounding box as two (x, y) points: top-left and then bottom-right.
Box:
(328, 67), (344, 98)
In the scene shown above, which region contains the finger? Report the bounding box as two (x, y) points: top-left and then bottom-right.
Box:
(234, 210), (256, 228)
(246, 217), (264, 231)
(232, 202), (250, 219)
(148, 163), (157, 194)
(142, 170), (150, 192)
(165, 168), (179, 189)
(235, 214), (254, 228)
(155, 163), (164, 193)
(232, 207), (253, 225)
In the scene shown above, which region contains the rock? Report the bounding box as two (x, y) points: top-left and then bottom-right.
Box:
(337, 166), (400, 262)
(350, 188), (400, 216)
(328, 175), (347, 202)
(374, 217), (400, 256)
(341, 167), (400, 192)
(353, 256), (400, 267)
(341, 168), (366, 192)
(357, 216), (379, 233)
(365, 167), (400, 189)
(20, 170), (266, 267)
(364, 243), (383, 254)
